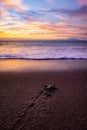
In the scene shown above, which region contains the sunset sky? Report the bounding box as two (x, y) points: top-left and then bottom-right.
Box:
(0, 0), (87, 40)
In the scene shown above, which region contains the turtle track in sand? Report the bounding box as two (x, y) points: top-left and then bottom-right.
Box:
(9, 84), (58, 130)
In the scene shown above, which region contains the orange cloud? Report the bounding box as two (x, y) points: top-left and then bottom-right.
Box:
(0, 0), (28, 11)
(0, 20), (87, 40)
(1, 0), (22, 5)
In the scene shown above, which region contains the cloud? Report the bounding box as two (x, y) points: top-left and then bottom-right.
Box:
(1, 17), (87, 40)
(60, 6), (87, 17)
(0, 0), (87, 40)
(78, 0), (87, 5)
(1, 0), (22, 6)
(45, 5), (87, 18)
(0, 0), (28, 11)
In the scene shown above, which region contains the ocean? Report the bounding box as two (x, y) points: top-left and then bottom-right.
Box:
(0, 41), (87, 59)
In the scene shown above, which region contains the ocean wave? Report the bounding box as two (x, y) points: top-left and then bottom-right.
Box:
(0, 56), (87, 60)
(0, 41), (87, 60)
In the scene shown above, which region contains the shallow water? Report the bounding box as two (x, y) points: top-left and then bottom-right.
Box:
(0, 41), (87, 59)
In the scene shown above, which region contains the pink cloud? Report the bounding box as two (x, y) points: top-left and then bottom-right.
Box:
(0, 0), (28, 11)
(1, 0), (22, 6)
(79, 0), (87, 5)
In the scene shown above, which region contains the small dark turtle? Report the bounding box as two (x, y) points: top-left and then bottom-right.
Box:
(44, 84), (58, 92)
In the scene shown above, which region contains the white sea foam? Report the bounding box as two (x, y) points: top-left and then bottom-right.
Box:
(0, 41), (87, 59)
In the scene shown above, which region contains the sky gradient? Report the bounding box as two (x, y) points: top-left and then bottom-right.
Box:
(0, 0), (87, 40)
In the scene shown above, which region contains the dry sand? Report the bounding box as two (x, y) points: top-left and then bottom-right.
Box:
(0, 60), (87, 130)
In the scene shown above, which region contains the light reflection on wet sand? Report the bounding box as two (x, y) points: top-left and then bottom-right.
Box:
(0, 60), (87, 72)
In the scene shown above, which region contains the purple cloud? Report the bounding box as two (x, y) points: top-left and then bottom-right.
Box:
(44, 6), (87, 17)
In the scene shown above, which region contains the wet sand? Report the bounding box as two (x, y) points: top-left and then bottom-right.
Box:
(0, 60), (87, 130)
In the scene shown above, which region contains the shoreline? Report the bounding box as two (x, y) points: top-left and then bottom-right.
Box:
(0, 58), (87, 60)
(0, 59), (87, 72)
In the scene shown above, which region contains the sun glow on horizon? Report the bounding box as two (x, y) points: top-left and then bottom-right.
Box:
(0, 0), (87, 40)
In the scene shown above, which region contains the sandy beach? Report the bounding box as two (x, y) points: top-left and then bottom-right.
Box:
(0, 60), (87, 130)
